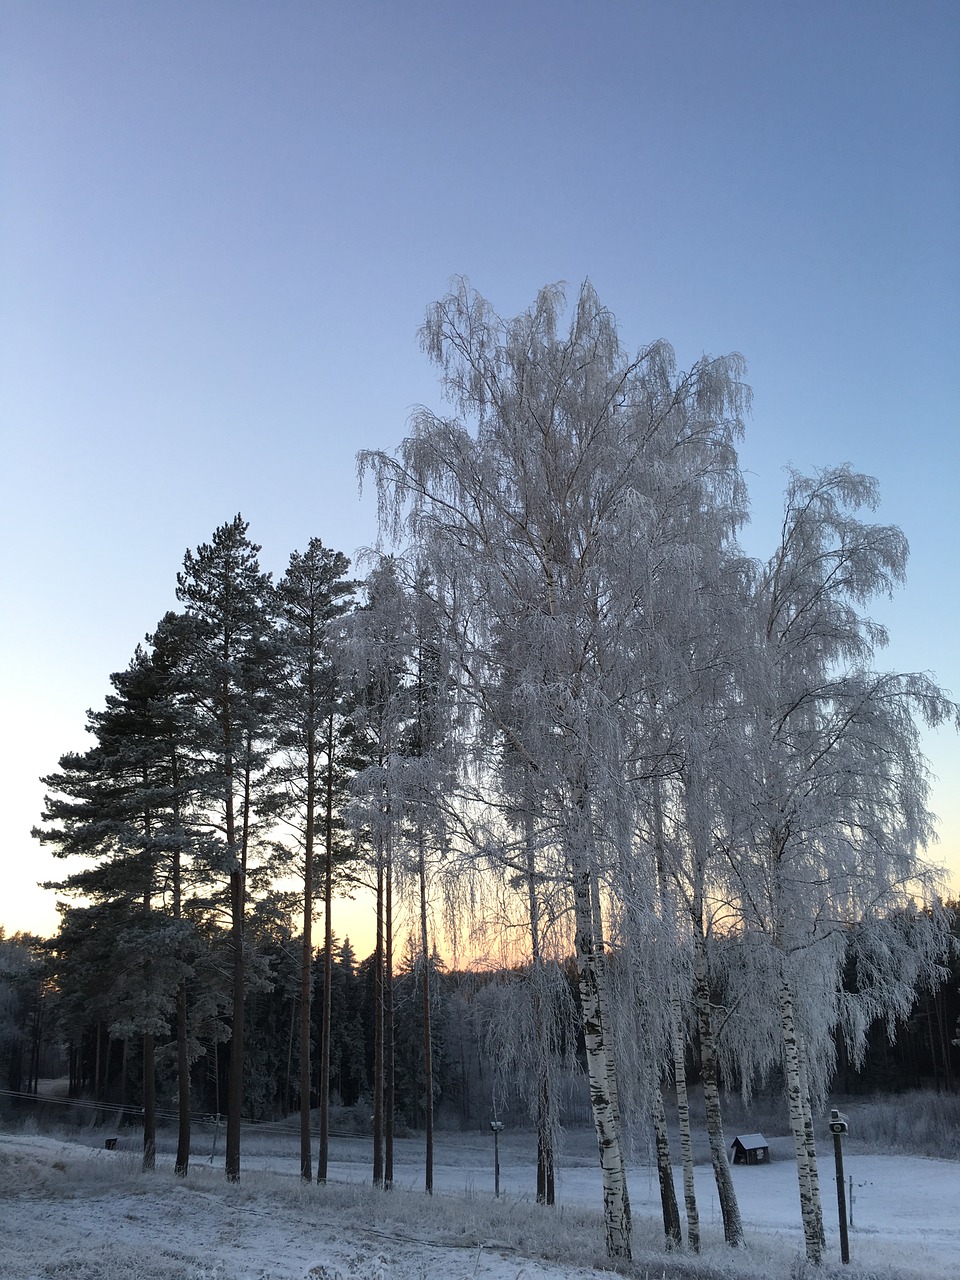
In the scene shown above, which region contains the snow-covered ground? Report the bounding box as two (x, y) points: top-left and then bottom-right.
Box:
(2, 1120), (958, 1279)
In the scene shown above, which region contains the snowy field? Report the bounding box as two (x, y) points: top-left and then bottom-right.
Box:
(2, 1119), (959, 1280)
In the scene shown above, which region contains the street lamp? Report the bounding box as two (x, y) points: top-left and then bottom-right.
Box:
(490, 1119), (504, 1197)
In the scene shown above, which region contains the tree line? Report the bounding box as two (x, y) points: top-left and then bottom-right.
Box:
(18, 280), (960, 1265)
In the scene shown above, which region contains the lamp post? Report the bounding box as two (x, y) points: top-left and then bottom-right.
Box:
(829, 1108), (850, 1264)
(490, 1119), (504, 1197)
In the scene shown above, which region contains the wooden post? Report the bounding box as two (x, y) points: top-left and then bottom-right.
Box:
(491, 1119), (503, 1198)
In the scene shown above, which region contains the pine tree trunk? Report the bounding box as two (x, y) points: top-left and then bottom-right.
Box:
(142, 1032), (156, 1171)
(94, 1020), (103, 1102)
(384, 833), (395, 1190)
(226, 863), (245, 1182)
(418, 831), (434, 1195)
(318, 711), (335, 1183)
(300, 735), (315, 1182)
(175, 982), (190, 1175)
(692, 929), (743, 1247)
(372, 856), (384, 1187)
(170, 761), (191, 1177)
(223, 728), (245, 1184)
(652, 1083), (682, 1248)
(29, 1000), (43, 1096)
(572, 864), (631, 1260)
(779, 977), (823, 1264)
(671, 983), (700, 1251)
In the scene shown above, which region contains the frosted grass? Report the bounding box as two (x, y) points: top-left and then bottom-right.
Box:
(2, 1115), (959, 1280)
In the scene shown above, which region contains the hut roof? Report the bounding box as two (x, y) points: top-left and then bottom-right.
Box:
(732, 1133), (768, 1150)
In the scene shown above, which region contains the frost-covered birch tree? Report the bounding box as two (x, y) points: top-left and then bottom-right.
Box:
(636, 538), (756, 1249)
(361, 280), (748, 1259)
(722, 467), (958, 1263)
(396, 572), (458, 1194)
(347, 557), (413, 1188)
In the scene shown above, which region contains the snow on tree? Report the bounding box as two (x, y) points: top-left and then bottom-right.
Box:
(346, 556), (415, 1188)
(361, 279), (749, 1259)
(718, 467), (958, 1263)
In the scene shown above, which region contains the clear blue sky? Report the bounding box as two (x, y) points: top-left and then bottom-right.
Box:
(2, 0), (958, 937)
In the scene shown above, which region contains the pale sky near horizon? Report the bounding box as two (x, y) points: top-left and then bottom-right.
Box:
(2, 1), (958, 948)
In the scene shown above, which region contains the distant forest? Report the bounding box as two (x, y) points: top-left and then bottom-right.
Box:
(2, 917), (960, 1126)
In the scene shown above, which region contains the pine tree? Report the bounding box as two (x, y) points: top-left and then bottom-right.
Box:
(34, 636), (193, 1170)
(273, 537), (355, 1181)
(175, 514), (278, 1183)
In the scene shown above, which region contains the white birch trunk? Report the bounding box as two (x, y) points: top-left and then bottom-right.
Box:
(526, 807), (555, 1205)
(797, 1031), (826, 1246)
(573, 866), (631, 1260)
(589, 864), (633, 1232)
(671, 983), (700, 1252)
(779, 977), (823, 1264)
(692, 929), (743, 1247)
(651, 1083), (682, 1248)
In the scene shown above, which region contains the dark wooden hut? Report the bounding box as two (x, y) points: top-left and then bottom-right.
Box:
(730, 1132), (770, 1165)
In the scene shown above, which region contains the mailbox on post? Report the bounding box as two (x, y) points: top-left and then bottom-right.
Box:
(829, 1109), (850, 1264)
(490, 1118), (504, 1198)
(829, 1109), (848, 1135)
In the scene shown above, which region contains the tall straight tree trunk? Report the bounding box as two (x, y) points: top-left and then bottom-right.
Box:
(300, 733), (316, 1182)
(587, 861), (633, 1237)
(572, 862), (631, 1260)
(140, 808), (157, 1172)
(418, 829), (434, 1195)
(172, 782), (191, 1177)
(142, 1033), (156, 1170)
(226, 862), (245, 1182)
(652, 781), (700, 1249)
(525, 805), (555, 1205)
(372, 855), (385, 1187)
(779, 976), (823, 1264)
(27, 1001), (41, 1095)
(671, 983), (700, 1251)
(224, 740), (249, 1184)
(531, 966), (555, 1206)
(174, 984), (190, 1175)
(651, 1082), (682, 1247)
(94, 1021), (102, 1101)
(797, 1030), (825, 1247)
(318, 710), (335, 1183)
(384, 829), (395, 1190)
(692, 926), (743, 1247)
